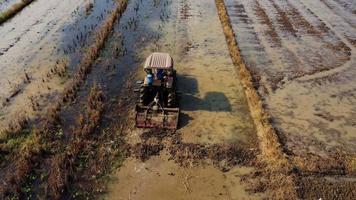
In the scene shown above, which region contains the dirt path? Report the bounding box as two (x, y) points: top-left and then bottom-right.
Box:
(103, 0), (262, 199)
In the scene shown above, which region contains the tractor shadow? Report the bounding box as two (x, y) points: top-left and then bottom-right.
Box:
(176, 74), (232, 129)
(177, 74), (232, 112)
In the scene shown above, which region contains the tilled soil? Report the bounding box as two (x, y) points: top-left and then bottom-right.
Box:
(130, 128), (257, 171)
(225, 0), (356, 158)
(104, 0), (263, 199)
(222, 0), (356, 198)
(296, 176), (356, 199)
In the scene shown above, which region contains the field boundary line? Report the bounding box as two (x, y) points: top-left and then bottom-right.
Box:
(0, 0), (36, 24)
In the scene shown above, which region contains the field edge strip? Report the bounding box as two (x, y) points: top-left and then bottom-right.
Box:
(0, 0), (35, 25)
(214, 0), (289, 172)
(214, 0), (298, 198)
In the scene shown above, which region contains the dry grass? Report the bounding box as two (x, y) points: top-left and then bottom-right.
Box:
(214, 0), (289, 172)
(45, 84), (105, 199)
(0, 0), (35, 24)
(214, 0), (297, 198)
(0, 131), (41, 198)
(214, 0), (356, 198)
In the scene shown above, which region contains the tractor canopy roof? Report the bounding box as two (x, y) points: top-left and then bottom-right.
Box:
(144, 52), (173, 70)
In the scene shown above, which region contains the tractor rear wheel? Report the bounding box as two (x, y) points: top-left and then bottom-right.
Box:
(139, 86), (149, 106)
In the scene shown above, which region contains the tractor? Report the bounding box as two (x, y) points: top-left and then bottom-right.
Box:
(135, 52), (179, 130)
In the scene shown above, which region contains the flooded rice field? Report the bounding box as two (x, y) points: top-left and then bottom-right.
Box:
(0, 0), (356, 199)
(225, 0), (356, 157)
(0, 0), (22, 13)
(224, 0), (356, 198)
(0, 0), (117, 128)
(1, 0), (263, 199)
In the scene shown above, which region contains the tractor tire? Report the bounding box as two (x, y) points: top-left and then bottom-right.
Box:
(139, 86), (149, 106)
(167, 92), (176, 107)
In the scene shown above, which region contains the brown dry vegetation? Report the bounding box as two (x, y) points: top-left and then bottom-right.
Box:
(130, 128), (258, 172)
(215, 0), (356, 198)
(0, 0), (35, 24)
(215, 0), (297, 198)
(45, 84), (105, 199)
(214, 0), (290, 173)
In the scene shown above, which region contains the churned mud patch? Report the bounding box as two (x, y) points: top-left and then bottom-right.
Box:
(106, 128), (263, 200)
(107, 154), (261, 200)
(169, 133), (257, 171)
(131, 143), (164, 162)
(129, 128), (258, 171)
(295, 175), (356, 199)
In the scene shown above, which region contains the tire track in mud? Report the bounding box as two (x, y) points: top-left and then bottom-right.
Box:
(217, 0), (356, 198)
(224, 0), (276, 95)
(261, 0), (350, 81)
(225, 0), (355, 161)
(224, 0), (351, 93)
(105, 0), (262, 199)
(227, 1), (350, 89)
(286, 0), (355, 81)
(215, 0), (298, 199)
(320, 0), (356, 29)
(268, 0), (356, 167)
(299, 0), (356, 47)
(252, 0), (304, 91)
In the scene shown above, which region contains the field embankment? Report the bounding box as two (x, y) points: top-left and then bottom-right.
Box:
(215, 0), (297, 198)
(0, 0), (34, 24)
(216, 0), (356, 198)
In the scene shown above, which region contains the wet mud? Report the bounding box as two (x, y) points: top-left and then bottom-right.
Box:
(102, 0), (263, 199)
(225, 0), (356, 162)
(221, 0), (356, 198)
(0, 0), (262, 198)
(0, 0), (354, 198)
(0, 0), (118, 130)
(296, 175), (356, 199)
(0, 0), (22, 12)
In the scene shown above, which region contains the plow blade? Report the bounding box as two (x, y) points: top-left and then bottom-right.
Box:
(135, 105), (179, 130)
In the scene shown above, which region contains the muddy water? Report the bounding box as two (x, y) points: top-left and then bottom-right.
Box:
(107, 153), (256, 200)
(98, 0), (261, 199)
(0, 0), (22, 13)
(0, 0), (117, 128)
(225, 0), (356, 157)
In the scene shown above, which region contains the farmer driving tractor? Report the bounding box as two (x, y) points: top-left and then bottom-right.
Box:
(135, 52), (179, 129)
